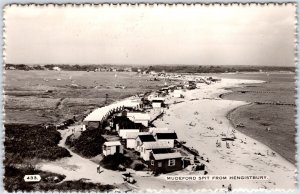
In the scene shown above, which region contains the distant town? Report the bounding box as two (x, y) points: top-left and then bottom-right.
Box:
(4, 64), (296, 74)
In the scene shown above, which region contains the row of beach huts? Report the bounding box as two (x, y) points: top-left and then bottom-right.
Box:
(81, 85), (203, 174)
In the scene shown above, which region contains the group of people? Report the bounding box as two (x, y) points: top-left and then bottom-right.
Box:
(222, 184), (232, 192)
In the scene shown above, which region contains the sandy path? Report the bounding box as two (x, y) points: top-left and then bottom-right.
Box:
(38, 127), (124, 185)
(153, 78), (296, 190)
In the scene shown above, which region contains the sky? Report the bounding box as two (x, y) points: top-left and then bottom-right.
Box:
(4, 3), (296, 66)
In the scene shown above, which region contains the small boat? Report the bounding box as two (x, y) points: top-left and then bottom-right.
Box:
(221, 137), (235, 141)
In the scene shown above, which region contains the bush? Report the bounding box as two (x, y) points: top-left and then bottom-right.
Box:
(66, 128), (105, 157)
(4, 165), (66, 192)
(4, 165), (113, 192)
(100, 153), (133, 170)
(133, 162), (147, 171)
(4, 124), (71, 162)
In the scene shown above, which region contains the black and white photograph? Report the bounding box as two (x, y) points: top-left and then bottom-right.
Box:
(2, 2), (297, 192)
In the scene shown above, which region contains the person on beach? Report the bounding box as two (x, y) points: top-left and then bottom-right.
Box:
(226, 142), (230, 149)
(97, 165), (101, 174)
(216, 140), (221, 148)
(228, 184), (232, 192)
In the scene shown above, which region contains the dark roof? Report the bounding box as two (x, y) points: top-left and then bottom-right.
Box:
(152, 100), (164, 103)
(138, 135), (156, 142)
(156, 133), (178, 140)
(152, 148), (173, 154)
(113, 116), (145, 129)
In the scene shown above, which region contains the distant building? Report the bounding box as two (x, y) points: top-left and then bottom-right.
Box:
(102, 141), (123, 156)
(149, 71), (157, 75)
(124, 67), (132, 72)
(53, 66), (61, 71)
(187, 81), (196, 89)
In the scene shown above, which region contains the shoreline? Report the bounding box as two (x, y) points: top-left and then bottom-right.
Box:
(225, 103), (296, 166)
(221, 79), (296, 165)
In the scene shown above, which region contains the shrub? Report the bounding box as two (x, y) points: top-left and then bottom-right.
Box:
(100, 153), (133, 170)
(133, 163), (147, 171)
(4, 165), (112, 192)
(4, 124), (71, 162)
(66, 128), (105, 157)
(4, 165), (66, 192)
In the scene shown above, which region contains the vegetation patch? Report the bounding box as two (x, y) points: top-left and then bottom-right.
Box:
(4, 124), (71, 164)
(4, 165), (65, 192)
(66, 128), (106, 157)
(4, 165), (114, 192)
(100, 153), (133, 171)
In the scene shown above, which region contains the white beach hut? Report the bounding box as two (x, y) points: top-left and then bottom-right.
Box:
(102, 141), (123, 156)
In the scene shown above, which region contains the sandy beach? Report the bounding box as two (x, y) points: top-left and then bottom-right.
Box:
(152, 78), (296, 191)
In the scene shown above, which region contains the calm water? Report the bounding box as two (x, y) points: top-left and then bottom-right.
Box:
(218, 72), (296, 164)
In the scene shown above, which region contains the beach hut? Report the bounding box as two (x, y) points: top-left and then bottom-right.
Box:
(153, 131), (178, 148)
(123, 99), (143, 110)
(151, 97), (165, 108)
(126, 112), (151, 127)
(173, 89), (183, 98)
(135, 134), (156, 152)
(149, 151), (183, 173)
(102, 141), (123, 156)
(119, 129), (140, 139)
(113, 115), (146, 131)
(139, 142), (172, 161)
(123, 132), (150, 149)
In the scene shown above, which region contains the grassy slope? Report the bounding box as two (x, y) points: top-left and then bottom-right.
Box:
(4, 71), (165, 125)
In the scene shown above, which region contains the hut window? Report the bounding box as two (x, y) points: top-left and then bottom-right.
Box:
(158, 162), (162, 167)
(168, 159), (175, 166)
(151, 160), (154, 165)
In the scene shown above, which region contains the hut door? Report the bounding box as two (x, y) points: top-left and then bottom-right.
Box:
(116, 146), (120, 153)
